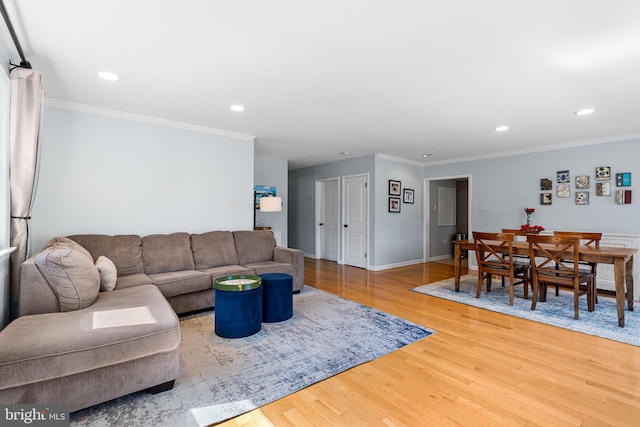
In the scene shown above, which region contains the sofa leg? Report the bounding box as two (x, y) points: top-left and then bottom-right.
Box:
(147, 380), (175, 394)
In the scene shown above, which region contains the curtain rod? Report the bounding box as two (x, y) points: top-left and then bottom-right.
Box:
(0, 0), (31, 68)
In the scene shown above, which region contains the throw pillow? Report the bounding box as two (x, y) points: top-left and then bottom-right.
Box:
(34, 246), (100, 311)
(95, 255), (118, 291)
(45, 237), (94, 262)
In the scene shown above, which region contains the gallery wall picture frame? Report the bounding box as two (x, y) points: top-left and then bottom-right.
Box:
(596, 182), (611, 196)
(616, 190), (632, 204)
(575, 191), (589, 205)
(540, 178), (552, 191)
(389, 180), (401, 196)
(389, 197), (401, 213)
(595, 166), (611, 181)
(557, 170), (570, 183)
(540, 193), (552, 205)
(403, 188), (414, 204)
(575, 175), (589, 189)
(616, 172), (631, 187)
(557, 183), (570, 198)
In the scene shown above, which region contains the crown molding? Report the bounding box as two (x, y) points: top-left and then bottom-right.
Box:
(375, 153), (424, 167)
(422, 132), (640, 167)
(43, 98), (256, 142)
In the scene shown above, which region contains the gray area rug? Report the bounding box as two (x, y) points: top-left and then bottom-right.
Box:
(71, 286), (433, 426)
(413, 275), (640, 346)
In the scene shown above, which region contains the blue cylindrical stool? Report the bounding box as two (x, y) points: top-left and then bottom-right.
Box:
(259, 273), (293, 323)
(214, 275), (262, 338)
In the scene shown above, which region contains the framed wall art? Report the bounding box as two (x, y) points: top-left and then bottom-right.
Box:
(575, 191), (589, 205)
(389, 180), (401, 196)
(557, 183), (570, 198)
(575, 175), (589, 189)
(557, 170), (570, 183)
(596, 182), (611, 196)
(595, 166), (611, 181)
(616, 190), (632, 205)
(403, 188), (414, 204)
(616, 172), (631, 187)
(389, 197), (401, 212)
(540, 178), (552, 191)
(540, 193), (552, 205)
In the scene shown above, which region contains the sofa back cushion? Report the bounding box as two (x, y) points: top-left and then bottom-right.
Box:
(34, 246), (100, 312)
(233, 231), (276, 265)
(142, 232), (195, 274)
(191, 231), (239, 269)
(68, 234), (144, 277)
(45, 237), (94, 262)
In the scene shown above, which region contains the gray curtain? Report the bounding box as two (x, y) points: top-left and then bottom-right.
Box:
(9, 67), (44, 319)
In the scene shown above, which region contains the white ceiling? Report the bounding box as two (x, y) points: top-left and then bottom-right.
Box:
(6, 0), (640, 169)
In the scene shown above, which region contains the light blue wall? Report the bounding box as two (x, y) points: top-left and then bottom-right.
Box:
(31, 106), (255, 251)
(255, 156), (288, 247)
(423, 139), (640, 235)
(374, 157), (423, 268)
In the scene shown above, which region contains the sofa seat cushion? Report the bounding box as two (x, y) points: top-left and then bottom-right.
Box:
(242, 261), (294, 277)
(148, 270), (212, 298)
(233, 231), (276, 265)
(68, 234), (145, 276)
(191, 231), (240, 269)
(116, 273), (153, 289)
(198, 265), (255, 280)
(0, 285), (179, 390)
(143, 233), (196, 274)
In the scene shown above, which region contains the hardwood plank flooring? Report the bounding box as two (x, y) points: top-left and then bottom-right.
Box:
(218, 258), (640, 426)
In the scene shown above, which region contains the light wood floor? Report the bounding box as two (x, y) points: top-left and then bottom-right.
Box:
(218, 258), (640, 426)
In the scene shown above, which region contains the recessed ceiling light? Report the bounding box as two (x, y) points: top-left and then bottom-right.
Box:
(575, 108), (596, 115)
(230, 105), (245, 112)
(495, 125), (509, 132)
(340, 151), (350, 155)
(97, 71), (119, 81)
(422, 153), (432, 157)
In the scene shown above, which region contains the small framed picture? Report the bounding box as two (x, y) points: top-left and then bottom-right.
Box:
(389, 197), (401, 213)
(596, 182), (611, 196)
(389, 180), (401, 196)
(540, 193), (552, 205)
(557, 170), (570, 183)
(575, 191), (589, 205)
(616, 172), (631, 187)
(595, 166), (611, 181)
(540, 178), (552, 191)
(403, 188), (414, 204)
(575, 175), (589, 189)
(557, 183), (570, 198)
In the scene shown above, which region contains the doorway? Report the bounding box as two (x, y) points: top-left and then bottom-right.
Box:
(315, 178), (339, 261)
(343, 174), (368, 268)
(423, 175), (471, 262)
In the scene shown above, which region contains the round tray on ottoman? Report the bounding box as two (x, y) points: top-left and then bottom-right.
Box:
(259, 273), (293, 323)
(214, 275), (262, 338)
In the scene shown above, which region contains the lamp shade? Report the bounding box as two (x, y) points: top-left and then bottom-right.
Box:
(259, 196), (282, 212)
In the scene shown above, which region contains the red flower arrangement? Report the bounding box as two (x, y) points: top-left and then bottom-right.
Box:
(524, 208), (535, 214)
(520, 224), (545, 233)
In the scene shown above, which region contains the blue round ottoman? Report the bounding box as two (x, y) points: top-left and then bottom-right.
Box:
(214, 275), (262, 338)
(259, 273), (293, 323)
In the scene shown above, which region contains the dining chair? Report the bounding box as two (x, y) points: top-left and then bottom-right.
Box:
(473, 231), (530, 306)
(501, 228), (531, 287)
(527, 234), (595, 320)
(553, 231), (602, 301)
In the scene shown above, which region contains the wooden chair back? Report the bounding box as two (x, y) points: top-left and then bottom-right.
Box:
(553, 231), (601, 248)
(473, 231), (517, 274)
(526, 234), (581, 285)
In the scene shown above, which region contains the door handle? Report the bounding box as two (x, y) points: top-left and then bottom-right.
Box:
(344, 224), (348, 228)
(319, 223), (323, 226)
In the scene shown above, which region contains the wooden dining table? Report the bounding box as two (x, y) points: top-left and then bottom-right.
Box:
(453, 239), (637, 327)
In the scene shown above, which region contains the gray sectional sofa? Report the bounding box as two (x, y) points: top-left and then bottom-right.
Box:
(0, 230), (303, 412)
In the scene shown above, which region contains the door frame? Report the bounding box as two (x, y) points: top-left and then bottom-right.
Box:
(423, 174), (472, 262)
(314, 177), (340, 260)
(341, 173), (369, 268)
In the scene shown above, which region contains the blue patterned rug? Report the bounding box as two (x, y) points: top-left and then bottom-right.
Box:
(412, 275), (640, 346)
(71, 286), (433, 426)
